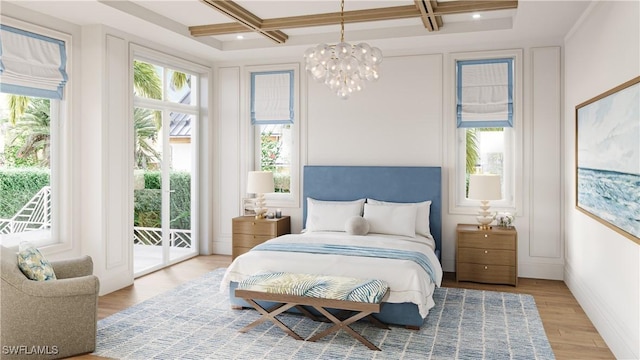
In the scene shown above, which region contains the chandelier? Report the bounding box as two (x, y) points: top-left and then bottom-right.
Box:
(303, 0), (383, 99)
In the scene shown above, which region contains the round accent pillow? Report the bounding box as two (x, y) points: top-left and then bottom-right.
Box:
(345, 216), (369, 236)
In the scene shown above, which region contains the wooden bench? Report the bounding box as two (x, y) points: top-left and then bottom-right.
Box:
(234, 273), (390, 351)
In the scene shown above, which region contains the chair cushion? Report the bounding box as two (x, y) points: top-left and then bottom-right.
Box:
(17, 243), (57, 281)
(238, 272), (389, 303)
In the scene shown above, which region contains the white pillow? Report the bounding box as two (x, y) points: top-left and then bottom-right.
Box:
(367, 199), (432, 238)
(363, 203), (417, 238)
(345, 216), (369, 235)
(305, 198), (365, 232)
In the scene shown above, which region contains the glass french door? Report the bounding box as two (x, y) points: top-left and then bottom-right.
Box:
(132, 60), (199, 276)
(132, 109), (198, 276)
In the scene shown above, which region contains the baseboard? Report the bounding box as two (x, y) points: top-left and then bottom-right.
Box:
(564, 262), (638, 359)
(99, 268), (134, 296)
(212, 237), (232, 256)
(518, 261), (564, 280)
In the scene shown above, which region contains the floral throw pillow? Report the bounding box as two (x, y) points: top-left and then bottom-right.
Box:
(17, 243), (57, 281)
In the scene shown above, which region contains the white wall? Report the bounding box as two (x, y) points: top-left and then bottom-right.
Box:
(216, 43), (565, 281)
(563, 2), (640, 359)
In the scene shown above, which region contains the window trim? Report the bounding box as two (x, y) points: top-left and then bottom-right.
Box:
(0, 17), (73, 254)
(245, 63), (300, 209)
(448, 49), (523, 215)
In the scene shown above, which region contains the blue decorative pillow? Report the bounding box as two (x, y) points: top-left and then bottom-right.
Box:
(17, 243), (57, 281)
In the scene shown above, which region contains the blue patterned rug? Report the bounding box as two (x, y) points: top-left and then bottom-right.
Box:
(95, 268), (555, 359)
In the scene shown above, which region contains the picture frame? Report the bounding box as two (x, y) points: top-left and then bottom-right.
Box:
(575, 76), (640, 244)
(242, 198), (256, 216)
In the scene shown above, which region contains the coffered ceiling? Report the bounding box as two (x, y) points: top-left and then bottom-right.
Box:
(4, 0), (591, 61)
(188, 1), (518, 43)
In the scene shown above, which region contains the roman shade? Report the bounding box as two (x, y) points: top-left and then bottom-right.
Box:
(250, 70), (294, 125)
(456, 58), (513, 128)
(0, 24), (68, 99)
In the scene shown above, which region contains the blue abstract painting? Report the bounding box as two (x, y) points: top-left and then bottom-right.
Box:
(576, 77), (640, 241)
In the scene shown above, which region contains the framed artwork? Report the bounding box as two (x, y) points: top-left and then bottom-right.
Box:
(242, 198), (256, 216)
(575, 76), (640, 244)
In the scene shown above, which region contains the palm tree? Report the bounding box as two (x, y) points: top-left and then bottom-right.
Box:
(466, 128), (480, 174)
(134, 107), (161, 169)
(7, 95), (30, 125)
(4, 61), (188, 167)
(10, 98), (51, 166)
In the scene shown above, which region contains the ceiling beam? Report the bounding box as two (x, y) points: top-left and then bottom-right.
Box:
(415, 1), (434, 31)
(190, 0), (517, 38)
(198, 0), (288, 43)
(432, 1), (518, 16)
(190, 5), (419, 36)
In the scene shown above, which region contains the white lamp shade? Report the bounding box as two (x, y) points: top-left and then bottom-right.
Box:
(468, 174), (502, 200)
(247, 171), (274, 194)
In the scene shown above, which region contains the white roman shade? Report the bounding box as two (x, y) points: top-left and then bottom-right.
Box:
(251, 70), (294, 125)
(0, 24), (68, 99)
(456, 58), (513, 128)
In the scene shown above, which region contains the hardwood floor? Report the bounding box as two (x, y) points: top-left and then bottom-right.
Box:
(77, 255), (614, 360)
(442, 274), (615, 360)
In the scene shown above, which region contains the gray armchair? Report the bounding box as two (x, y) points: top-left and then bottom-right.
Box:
(0, 245), (100, 359)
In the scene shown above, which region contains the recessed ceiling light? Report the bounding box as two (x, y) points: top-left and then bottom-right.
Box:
(472, 13), (481, 19)
(236, 35), (244, 40)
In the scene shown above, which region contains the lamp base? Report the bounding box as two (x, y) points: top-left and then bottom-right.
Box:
(254, 193), (267, 219)
(475, 200), (495, 230)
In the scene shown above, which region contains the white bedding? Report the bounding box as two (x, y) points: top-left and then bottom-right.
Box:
(221, 232), (443, 318)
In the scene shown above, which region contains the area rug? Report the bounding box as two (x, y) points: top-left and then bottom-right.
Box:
(94, 268), (555, 359)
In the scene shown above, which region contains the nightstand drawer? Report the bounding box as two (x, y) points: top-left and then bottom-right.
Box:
(233, 220), (277, 236)
(232, 216), (291, 261)
(457, 248), (515, 266)
(457, 263), (516, 285)
(456, 224), (518, 286)
(458, 233), (515, 250)
(233, 234), (273, 248)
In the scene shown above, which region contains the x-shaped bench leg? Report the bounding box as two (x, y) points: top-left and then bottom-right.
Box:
(307, 306), (381, 351)
(239, 300), (303, 340)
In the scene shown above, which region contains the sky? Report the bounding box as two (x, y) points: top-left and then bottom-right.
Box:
(577, 83), (640, 175)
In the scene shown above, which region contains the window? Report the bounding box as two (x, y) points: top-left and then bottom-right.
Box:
(248, 65), (299, 207)
(0, 20), (71, 249)
(450, 50), (522, 213)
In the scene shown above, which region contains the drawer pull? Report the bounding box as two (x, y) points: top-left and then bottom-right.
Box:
(252, 222), (256, 226)
(484, 266), (488, 270)
(484, 250), (488, 254)
(484, 234), (488, 238)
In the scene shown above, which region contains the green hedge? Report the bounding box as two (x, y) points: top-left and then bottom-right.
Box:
(0, 168), (50, 219)
(134, 171), (191, 229)
(0, 168), (190, 230)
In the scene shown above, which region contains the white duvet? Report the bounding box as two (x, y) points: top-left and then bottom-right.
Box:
(220, 232), (443, 318)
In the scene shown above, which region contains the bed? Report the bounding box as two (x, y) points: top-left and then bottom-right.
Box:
(221, 165), (443, 328)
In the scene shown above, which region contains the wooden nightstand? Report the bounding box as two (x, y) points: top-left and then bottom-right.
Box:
(456, 224), (518, 286)
(232, 216), (291, 260)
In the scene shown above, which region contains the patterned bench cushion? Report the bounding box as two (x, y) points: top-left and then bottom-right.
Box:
(237, 272), (389, 304)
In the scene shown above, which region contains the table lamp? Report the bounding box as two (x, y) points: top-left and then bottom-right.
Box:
(247, 171), (274, 219)
(468, 174), (502, 229)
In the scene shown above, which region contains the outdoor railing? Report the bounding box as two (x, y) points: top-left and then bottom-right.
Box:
(133, 227), (193, 248)
(1, 185), (192, 247)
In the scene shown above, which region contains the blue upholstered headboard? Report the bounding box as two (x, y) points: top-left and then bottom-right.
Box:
(303, 166), (442, 259)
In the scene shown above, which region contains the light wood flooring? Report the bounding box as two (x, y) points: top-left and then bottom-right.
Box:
(76, 255), (614, 360)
